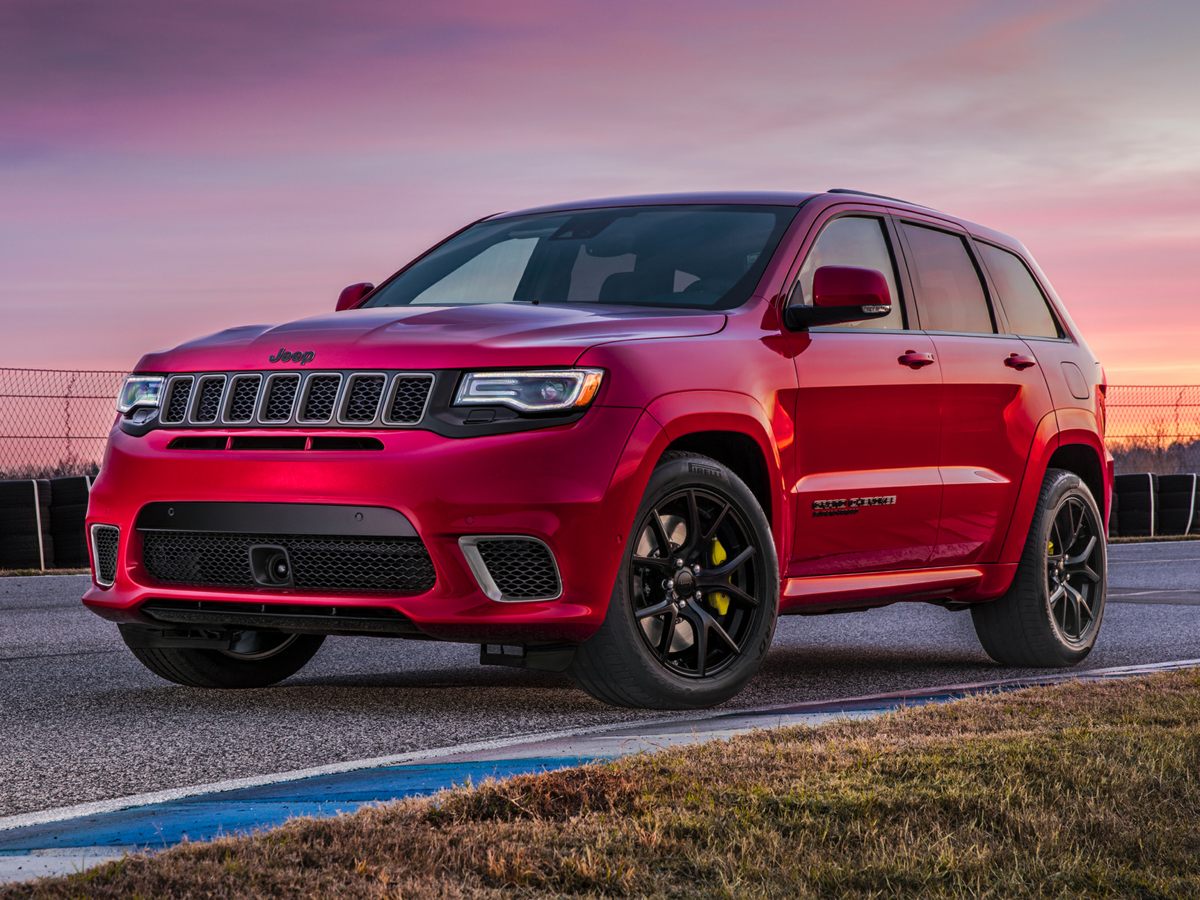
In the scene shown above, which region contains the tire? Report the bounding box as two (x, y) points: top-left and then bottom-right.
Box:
(972, 468), (1107, 666)
(120, 628), (325, 688)
(50, 476), (91, 507)
(571, 451), (779, 709)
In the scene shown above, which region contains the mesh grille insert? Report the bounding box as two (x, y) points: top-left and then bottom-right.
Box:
(194, 377), (225, 423)
(226, 375), (261, 423)
(302, 375), (341, 422)
(163, 379), (193, 423)
(343, 375), (385, 422)
(475, 539), (560, 600)
(387, 375), (433, 424)
(141, 530), (436, 594)
(262, 375), (300, 422)
(91, 525), (120, 587)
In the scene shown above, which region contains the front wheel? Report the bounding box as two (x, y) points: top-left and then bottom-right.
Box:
(972, 468), (1107, 666)
(121, 628), (325, 688)
(571, 451), (779, 709)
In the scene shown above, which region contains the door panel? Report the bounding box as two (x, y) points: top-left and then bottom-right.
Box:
(791, 331), (943, 575)
(929, 334), (1055, 565)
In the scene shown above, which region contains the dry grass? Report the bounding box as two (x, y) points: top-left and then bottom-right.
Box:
(9, 671), (1200, 898)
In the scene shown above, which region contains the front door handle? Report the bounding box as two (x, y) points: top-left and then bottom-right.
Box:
(1004, 353), (1038, 371)
(898, 350), (935, 369)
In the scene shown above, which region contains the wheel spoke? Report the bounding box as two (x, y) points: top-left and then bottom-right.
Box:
(632, 555), (674, 571)
(698, 580), (759, 608)
(702, 545), (755, 579)
(692, 611), (709, 677)
(1066, 536), (1097, 567)
(635, 598), (674, 620)
(702, 501), (731, 542)
(649, 508), (673, 556)
(685, 490), (702, 552)
(656, 608), (678, 657)
(1048, 583), (1066, 607)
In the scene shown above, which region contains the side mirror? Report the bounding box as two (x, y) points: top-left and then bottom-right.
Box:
(336, 282), (374, 311)
(784, 266), (891, 329)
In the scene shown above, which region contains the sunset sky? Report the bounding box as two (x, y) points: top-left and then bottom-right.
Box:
(2, 0), (1199, 383)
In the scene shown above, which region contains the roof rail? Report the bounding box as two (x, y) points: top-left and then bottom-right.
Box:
(826, 188), (928, 208)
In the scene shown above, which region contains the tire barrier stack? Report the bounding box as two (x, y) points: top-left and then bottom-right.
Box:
(0, 476), (92, 570)
(1110, 472), (1200, 538)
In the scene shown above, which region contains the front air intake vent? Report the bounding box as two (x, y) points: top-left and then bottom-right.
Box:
(459, 536), (561, 602)
(261, 374), (300, 422)
(90, 524), (120, 588)
(141, 531), (436, 594)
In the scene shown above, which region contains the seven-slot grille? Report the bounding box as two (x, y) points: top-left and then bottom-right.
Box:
(159, 371), (434, 428)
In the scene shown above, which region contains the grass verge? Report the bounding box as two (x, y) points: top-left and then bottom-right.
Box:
(9, 670), (1200, 898)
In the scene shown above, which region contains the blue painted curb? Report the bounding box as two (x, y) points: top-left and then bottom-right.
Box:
(0, 756), (600, 853)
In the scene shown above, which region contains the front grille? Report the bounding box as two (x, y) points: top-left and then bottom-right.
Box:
(226, 375), (261, 422)
(464, 537), (561, 601)
(342, 374), (386, 423)
(194, 376), (225, 423)
(154, 370), (433, 428)
(91, 524), (120, 587)
(387, 375), (435, 424)
(141, 531), (436, 594)
(301, 374), (341, 422)
(163, 378), (193, 424)
(262, 374), (300, 422)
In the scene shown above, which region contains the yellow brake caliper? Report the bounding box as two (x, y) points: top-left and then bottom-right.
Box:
(709, 537), (731, 616)
(1048, 539), (1055, 557)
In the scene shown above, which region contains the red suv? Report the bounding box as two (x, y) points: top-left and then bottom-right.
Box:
(86, 190), (1111, 708)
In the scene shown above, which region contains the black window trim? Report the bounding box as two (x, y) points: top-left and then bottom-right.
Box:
(892, 216), (1002, 338)
(972, 237), (1069, 343)
(782, 209), (916, 333)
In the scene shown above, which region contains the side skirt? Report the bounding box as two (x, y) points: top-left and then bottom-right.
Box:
(781, 563), (1017, 614)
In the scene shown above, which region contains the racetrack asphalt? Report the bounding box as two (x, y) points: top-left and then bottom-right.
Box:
(1, 542), (1197, 818)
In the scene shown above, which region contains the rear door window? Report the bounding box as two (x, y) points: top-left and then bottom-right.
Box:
(978, 243), (1062, 338)
(900, 223), (994, 334)
(793, 216), (904, 329)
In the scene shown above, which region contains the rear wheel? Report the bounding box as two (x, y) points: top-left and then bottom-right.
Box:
(121, 628), (324, 688)
(571, 451), (779, 709)
(972, 468), (1106, 666)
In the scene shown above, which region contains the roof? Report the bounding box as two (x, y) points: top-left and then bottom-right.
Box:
(491, 191), (818, 219)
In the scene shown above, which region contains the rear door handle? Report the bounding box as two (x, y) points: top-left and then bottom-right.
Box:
(898, 350), (935, 369)
(1004, 353), (1038, 371)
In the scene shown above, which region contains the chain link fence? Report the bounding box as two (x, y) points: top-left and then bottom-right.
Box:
(0, 368), (126, 479)
(1, 369), (1198, 477)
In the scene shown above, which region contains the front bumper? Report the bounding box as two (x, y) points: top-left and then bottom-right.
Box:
(84, 405), (648, 644)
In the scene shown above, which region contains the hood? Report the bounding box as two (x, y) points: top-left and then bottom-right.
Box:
(135, 303), (727, 373)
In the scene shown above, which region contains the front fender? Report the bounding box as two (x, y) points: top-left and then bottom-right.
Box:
(643, 390), (790, 567)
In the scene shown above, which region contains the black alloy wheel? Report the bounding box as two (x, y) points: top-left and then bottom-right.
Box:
(629, 487), (766, 678)
(1045, 494), (1103, 644)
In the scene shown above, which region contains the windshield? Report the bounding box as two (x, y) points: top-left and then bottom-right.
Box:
(363, 205), (797, 311)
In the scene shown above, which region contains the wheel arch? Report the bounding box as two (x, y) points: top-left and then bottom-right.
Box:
(999, 409), (1110, 563)
(643, 391), (790, 566)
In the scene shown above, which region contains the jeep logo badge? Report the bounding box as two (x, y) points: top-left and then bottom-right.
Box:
(268, 348), (315, 365)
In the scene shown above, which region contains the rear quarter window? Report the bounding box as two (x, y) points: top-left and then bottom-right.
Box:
(978, 243), (1062, 339)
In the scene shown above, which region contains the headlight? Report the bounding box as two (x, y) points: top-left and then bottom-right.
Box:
(116, 375), (164, 414)
(454, 369), (604, 413)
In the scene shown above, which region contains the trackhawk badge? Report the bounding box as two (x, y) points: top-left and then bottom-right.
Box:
(268, 348), (315, 365)
(812, 495), (897, 517)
